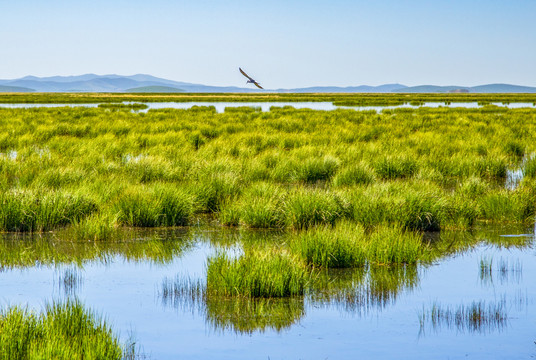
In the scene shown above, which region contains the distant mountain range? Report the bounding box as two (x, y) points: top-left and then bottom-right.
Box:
(1, 74), (535, 93)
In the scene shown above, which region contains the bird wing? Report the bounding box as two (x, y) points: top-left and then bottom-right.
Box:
(254, 82), (263, 89)
(239, 67), (254, 81)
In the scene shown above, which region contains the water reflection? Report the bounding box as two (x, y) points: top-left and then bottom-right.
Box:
(419, 300), (509, 335)
(159, 276), (305, 334)
(160, 263), (421, 334)
(56, 266), (84, 297)
(0, 222), (535, 358)
(205, 297), (305, 334)
(479, 257), (523, 286)
(0, 228), (193, 270)
(310, 265), (420, 313)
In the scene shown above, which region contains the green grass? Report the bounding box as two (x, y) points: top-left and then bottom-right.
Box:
(116, 184), (193, 227)
(206, 250), (309, 297)
(289, 220), (427, 268)
(374, 156), (418, 180)
(0, 190), (97, 232)
(289, 222), (367, 268)
(2, 92), (535, 104)
(366, 225), (425, 264)
(0, 300), (132, 360)
(1, 101), (536, 237)
(285, 188), (350, 230)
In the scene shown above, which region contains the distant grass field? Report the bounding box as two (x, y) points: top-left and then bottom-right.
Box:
(0, 92), (535, 104)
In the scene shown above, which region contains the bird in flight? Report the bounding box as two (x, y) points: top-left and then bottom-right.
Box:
(239, 67), (263, 89)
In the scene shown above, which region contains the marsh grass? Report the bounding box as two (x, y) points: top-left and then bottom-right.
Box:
(478, 189), (536, 223)
(374, 156), (418, 180)
(366, 225), (425, 264)
(396, 191), (445, 231)
(332, 163), (375, 187)
(2, 92), (536, 105)
(1, 103), (536, 237)
(71, 212), (118, 241)
(98, 103), (148, 111)
(228, 182), (286, 228)
(206, 250), (309, 297)
(285, 188), (350, 230)
(0, 300), (130, 360)
(290, 220), (426, 268)
(523, 156), (536, 178)
(116, 184), (193, 227)
(191, 173), (241, 213)
(296, 156), (340, 183)
(0, 190), (97, 232)
(289, 222), (367, 268)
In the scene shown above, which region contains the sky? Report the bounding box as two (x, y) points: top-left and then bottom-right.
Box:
(1, 0), (535, 89)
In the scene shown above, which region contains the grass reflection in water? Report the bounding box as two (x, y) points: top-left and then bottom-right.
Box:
(0, 228), (193, 270)
(159, 276), (305, 334)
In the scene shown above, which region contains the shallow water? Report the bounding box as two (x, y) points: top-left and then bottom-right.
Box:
(1, 225), (535, 359)
(0, 101), (534, 113)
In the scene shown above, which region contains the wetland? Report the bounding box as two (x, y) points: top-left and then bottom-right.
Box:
(1, 94), (535, 359)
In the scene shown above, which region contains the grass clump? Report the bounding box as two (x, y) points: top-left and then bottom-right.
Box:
(0, 190), (97, 232)
(116, 184), (193, 227)
(206, 250), (308, 297)
(523, 156), (536, 178)
(332, 163), (374, 187)
(290, 222), (366, 268)
(396, 191), (445, 231)
(0, 300), (129, 360)
(192, 173), (241, 213)
(70, 212), (118, 241)
(289, 221), (426, 268)
(374, 156), (418, 180)
(366, 225), (425, 265)
(230, 183), (286, 228)
(285, 188), (350, 230)
(296, 156), (340, 183)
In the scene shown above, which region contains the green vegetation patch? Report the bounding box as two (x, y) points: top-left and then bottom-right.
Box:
(206, 250), (308, 297)
(0, 300), (131, 360)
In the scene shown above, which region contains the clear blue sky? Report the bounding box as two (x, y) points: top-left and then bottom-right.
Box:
(1, 0), (535, 89)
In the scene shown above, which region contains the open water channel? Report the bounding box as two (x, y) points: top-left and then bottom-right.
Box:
(1, 101), (535, 113)
(1, 223), (535, 359)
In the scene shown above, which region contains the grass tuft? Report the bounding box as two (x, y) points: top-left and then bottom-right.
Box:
(0, 300), (132, 360)
(206, 250), (308, 297)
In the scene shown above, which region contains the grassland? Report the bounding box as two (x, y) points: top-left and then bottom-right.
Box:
(1, 96), (536, 299)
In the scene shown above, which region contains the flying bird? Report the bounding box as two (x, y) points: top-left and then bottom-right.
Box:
(239, 67), (263, 89)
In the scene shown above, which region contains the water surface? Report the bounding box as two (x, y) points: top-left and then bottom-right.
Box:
(1, 101), (534, 113)
(1, 225), (535, 359)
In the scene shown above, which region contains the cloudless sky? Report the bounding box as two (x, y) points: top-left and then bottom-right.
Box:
(1, 0), (535, 89)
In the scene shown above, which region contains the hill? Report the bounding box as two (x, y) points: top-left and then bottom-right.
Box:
(0, 85), (35, 92)
(0, 74), (535, 93)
